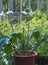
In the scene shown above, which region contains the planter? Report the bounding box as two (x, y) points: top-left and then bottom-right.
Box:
(12, 52), (37, 65)
(35, 56), (48, 65)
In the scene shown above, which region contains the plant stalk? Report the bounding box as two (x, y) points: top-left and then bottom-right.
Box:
(22, 27), (25, 51)
(27, 22), (30, 51)
(9, 41), (22, 56)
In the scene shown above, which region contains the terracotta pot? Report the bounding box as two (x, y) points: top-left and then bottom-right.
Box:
(12, 52), (37, 65)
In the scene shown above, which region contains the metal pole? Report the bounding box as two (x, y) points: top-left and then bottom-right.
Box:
(37, 0), (41, 10)
(28, 0), (31, 9)
(8, 0), (13, 11)
(8, 0), (14, 19)
(0, 0), (2, 12)
(20, 0), (22, 22)
(0, 0), (2, 22)
(46, 0), (48, 12)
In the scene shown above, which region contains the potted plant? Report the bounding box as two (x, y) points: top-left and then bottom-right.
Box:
(0, 8), (39, 65)
(0, 22), (41, 65)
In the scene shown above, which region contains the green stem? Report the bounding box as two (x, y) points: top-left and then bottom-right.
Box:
(27, 22), (30, 51)
(9, 41), (22, 56)
(11, 24), (14, 32)
(22, 27), (25, 51)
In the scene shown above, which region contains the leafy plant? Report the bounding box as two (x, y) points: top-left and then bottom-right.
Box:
(0, 22), (41, 56)
(0, 10), (48, 56)
(36, 33), (48, 56)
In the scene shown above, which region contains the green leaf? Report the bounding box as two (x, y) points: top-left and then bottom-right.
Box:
(10, 32), (22, 44)
(29, 28), (40, 40)
(41, 34), (48, 42)
(4, 44), (13, 54)
(0, 32), (3, 35)
(33, 30), (40, 40)
(0, 36), (9, 49)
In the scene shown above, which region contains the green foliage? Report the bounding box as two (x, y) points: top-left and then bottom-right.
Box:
(30, 28), (40, 40)
(4, 44), (13, 54)
(0, 36), (9, 49)
(0, 11), (48, 65)
(3, 27), (40, 54)
(36, 33), (48, 56)
(10, 32), (22, 44)
(37, 42), (48, 56)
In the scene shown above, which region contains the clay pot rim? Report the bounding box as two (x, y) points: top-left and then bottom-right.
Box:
(12, 51), (37, 57)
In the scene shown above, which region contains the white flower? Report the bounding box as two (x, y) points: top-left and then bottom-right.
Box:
(21, 11), (27, 15)
(6, 10), (14, 14)
(21, 10), (35, 15)
(0, 11), (5, 16)
(29, 10), (35, 15)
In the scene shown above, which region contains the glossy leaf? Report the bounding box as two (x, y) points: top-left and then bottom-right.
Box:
(0, 36), (9, 49)
(9, 32), (22, 44)
(33, 30), (40, 40)
(29, 28), (40, 40)
(41, 34), (48, 43)
(4, 43), (13, 54)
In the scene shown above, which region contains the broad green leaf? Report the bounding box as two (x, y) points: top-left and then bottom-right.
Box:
(4, 44), (13, 54)
(10, 32), (22, 44)
(33, 30), (40, 40)
(0, 32), (3, 35)
(0, 36), (9, 49)
(41, 34), (48, 43)
(29, 28), (40, 40)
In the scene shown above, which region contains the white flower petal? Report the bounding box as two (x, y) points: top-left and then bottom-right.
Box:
(6, 10), (14, 14)
(0, 11), (5, 16)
